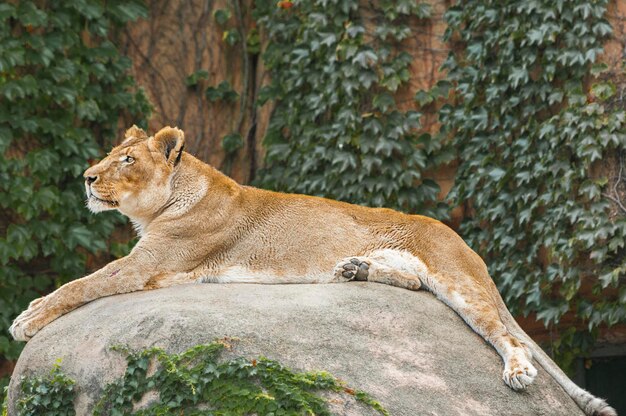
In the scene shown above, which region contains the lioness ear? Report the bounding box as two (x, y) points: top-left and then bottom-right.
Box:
(124, 125), (148, 141)
(150, 126), (185, 166)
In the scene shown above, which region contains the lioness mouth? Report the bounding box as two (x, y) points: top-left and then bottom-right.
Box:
(90, 194), (118, 206)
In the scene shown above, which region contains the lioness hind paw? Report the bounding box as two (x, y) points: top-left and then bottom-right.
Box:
(502, 360), (537, 390)
(335, 258), (370, 281)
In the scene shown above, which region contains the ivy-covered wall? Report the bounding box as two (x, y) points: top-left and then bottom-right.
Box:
(439, 0), (626, 367)
(0, 0), (150, 390)
(253, 0), (451, 217)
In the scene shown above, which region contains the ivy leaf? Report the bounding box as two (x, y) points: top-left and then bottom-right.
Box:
(67, 225), (94, 250)
(590, 82), (616, 101)
(185, 70), (209, 87)
(414, 90), (433, 106)
(0, 3), (16, 21)
(431, 80), (451, 99)
(319, 32), (337, 47)
(247, 28), (261, 54)
(17, 2), (48, 27)
(592, 21), (612, 37)
(352, 50), (378, 68)
(372, 93), (394, 112)
(213, 8), (231, 25)
(508, 67), (528, 89)
(488, 167), (506, 181)
(77, 99), (101, 121)
(80, 2), (104, 19)
(526, 29), (545, 45)
(257, 85), (279, 106)
(222, 133), (243, 154)
(548, 91), (564, 105)
(222, 30), (240, 46)
(206, 81), (239, 103)
(590, 62), (608, 76)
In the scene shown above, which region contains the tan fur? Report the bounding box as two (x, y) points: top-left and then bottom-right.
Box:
(10, 126), (616, 416)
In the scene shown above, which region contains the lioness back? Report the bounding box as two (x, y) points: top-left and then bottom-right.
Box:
(222, 185), (488, 284)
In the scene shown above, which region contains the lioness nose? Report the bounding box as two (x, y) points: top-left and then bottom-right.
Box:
(86, 176), (98, 185)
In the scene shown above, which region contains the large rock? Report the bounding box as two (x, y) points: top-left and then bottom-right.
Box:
(8, 283), (582, 415)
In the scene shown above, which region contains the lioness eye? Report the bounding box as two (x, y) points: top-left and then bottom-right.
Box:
(125, 156), (135, 163)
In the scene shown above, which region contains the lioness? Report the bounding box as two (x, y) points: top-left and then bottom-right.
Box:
(10, 126), (615, 416)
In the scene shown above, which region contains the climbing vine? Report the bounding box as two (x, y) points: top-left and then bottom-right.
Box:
(12, 341), (388, 415)
(253, 0), (451, 217)
(15, 359), (75, 415)
(440, 0), (626, 366)
(0, 0), (150, 388)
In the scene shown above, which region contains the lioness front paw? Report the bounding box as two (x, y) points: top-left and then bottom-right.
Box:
(10, 312), (39, 342)
(334, 258), (370, 281)
(9, 297), (49, 341)
(502, 357), (538, 390)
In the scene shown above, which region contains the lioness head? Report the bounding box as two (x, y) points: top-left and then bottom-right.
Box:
(83, 126), (185, 219)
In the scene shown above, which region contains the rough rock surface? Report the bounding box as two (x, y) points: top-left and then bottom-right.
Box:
(8, 283), (583, 415)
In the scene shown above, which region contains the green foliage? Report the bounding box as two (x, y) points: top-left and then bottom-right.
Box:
(254, 0), (451, 216)
(16, 359), (75, 415)
(222, 132), (244, 154)
(2, 385), (8, 416)
(12, 341), (388, 415)
(0, 0), (150, 379)
(185, 70), (209, 87)
(223, 29), (241, 46)
(205, 81), (239, 103)
(213, 8), (232, 26)
(215, 5), (241, 47)
(414, 80), (451, 107)
(246, 28), (261, 55)
(441, 0), (626, 361)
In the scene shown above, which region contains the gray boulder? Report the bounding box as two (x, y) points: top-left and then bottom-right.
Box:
(8, 282), (582, 415)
